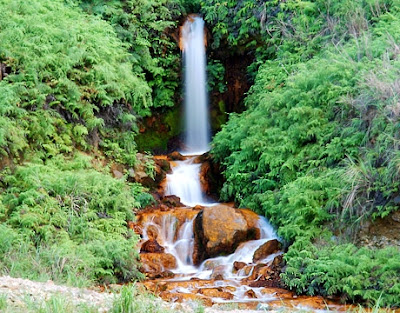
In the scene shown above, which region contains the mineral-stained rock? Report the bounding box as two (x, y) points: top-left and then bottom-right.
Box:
(159, 292), (213, 306)
(240, 209), (262, 239)
(145, 225), (160, 241)
(168, 151), (184, 161)
(233, 261), (247, 272)
(245, 289), (257, 299)
(193, 205), (258, 265)
(198, 288), (234, 300)
(252, 239), (281, 263)
(140, 239), (165, 253)
(161, 195), (184, 208)
(139, 253), (176, 276)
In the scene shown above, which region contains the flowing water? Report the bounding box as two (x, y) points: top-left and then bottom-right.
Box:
(181, 16), (210, 155)
(165, 157), (216, 207)
(152, 15), (281, 303)
(140, 16), (349, 311)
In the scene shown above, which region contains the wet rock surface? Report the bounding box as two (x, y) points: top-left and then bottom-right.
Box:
(140, 239), (165, 253)
(193, 205), (258, 265)
(135, 155), (354, 312)
(140, 253), (177, 276)
(252, 239), (281, 263)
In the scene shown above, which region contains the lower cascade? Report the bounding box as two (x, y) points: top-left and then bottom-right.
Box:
(134, 155), (350, 311)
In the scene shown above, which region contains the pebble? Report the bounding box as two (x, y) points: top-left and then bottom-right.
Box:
(0, 276), (113, 312)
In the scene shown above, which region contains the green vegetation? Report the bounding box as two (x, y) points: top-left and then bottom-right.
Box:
(0, 284), (174, 313)
(0, 0), (188, 286)
(1, 0), (400, 308)
(0, 153), (146, 285)
(111, 285), (171, 313)
(76, 0), (182, 109)
(210, 0), (400, 307)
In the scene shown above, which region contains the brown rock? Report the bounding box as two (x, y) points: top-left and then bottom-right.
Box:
(112, 169), (124, 179)
(196, 154), (224, 199)
(145, 225), (160, 241)
(198, 288), (234, 300)
(253, 239), (281, 263)
(210, 265), (226, 280)
(193, 205), (257, 265)
(159, 292), (213, 306)
(240, 265), (253, 276)
(168, 151), (184, 161)
(137, 207), (200, 242)
(140, 239), (165, 253)
(245, 289), (257, 299)
(127, 221), (135, 230)
(161, 195), (184, 207)
(110, 163), (125, 179)
(233, 261), (247, 271)
(140, 253), (176, 276)
(239, 209), (261, 239)
(202, 260), (221, 270)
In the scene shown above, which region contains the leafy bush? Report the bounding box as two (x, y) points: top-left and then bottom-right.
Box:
(0, 0), (167, 164)
(283, 243), (400, 307)
(0, 154), (147, 285)
(76, 0), (182, 109)
(211, 3), (400, 307)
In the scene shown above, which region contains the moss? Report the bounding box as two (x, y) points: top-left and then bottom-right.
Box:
(136, 105), (182, 153)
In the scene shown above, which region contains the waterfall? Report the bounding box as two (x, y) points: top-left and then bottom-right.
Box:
(166, 158), (210, 207)
(181, 16), (210, 155)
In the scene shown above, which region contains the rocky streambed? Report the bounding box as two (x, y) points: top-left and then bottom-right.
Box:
(132, 201), (350, 311)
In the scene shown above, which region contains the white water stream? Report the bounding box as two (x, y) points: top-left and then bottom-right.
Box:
(142, 15), (281, 305)
(181, 16), (210, 155)
(161, 14), (278, 287)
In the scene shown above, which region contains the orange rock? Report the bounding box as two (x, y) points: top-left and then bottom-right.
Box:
(233, 261), (247, 271)
(146, 225), (160, 241)
(198, 288), (234, 300)
(240, 265), (253, 276)
(252, 239), (281, 263)
(140, 253), (177, 276)
(159, 292), (213, 306)
(193, 205), (257, 264)
(239, 209), (262, 239)
(244, 289), (257, 299)
(140, 239), (165, 253)
(168, 151), (185, 161)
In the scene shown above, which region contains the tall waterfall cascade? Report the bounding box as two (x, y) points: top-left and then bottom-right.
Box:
(181, 16), (210, 155)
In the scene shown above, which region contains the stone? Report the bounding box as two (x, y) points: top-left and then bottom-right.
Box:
(252, 239), (281, 263)
(210, 265), (226, 280)
(233, 261), (246, 271)
(239, 209), (262, 239)
(112, 169), (124, 179)
(168, 151), (184, 161)
(161, 195), (184, 208)
(198, 288), (234, 300)
(193, 205), (258, 265)
(146, 225), (160, 241)
(202, 259), (221, 270)
(139, 253), (177, 276)
(140, 239), (165, 253)
(245, 289), (257, 299)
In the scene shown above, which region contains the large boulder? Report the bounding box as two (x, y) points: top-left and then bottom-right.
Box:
(193, 205), (258, 265)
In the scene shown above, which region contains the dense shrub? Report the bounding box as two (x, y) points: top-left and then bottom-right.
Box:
(0, 153), (147, 285)
(211, 3), (400, 307)
(0, 0), (182, 165)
